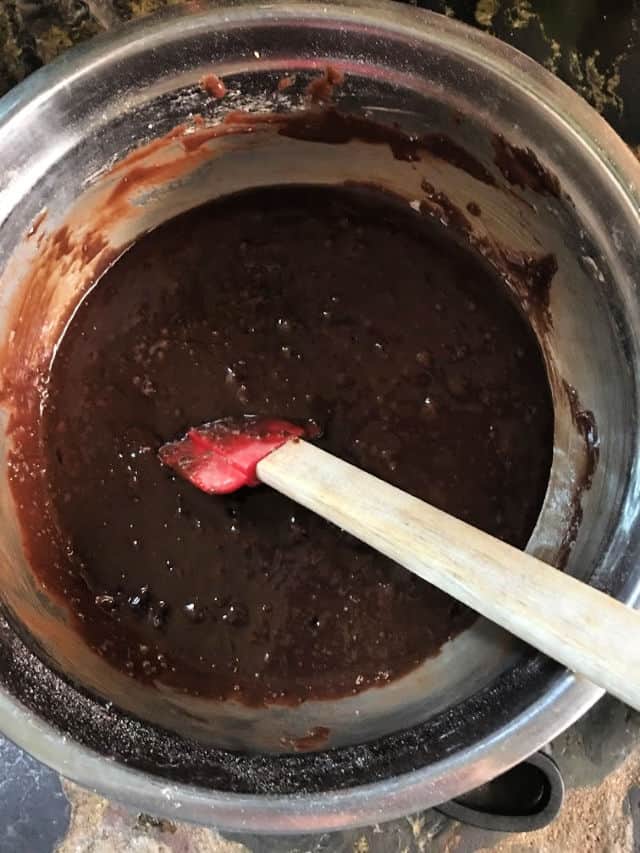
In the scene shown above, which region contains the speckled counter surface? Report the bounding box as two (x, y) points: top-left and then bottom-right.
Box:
(1, 1), (640, 851)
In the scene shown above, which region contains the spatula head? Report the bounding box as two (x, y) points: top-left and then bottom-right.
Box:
(158, 416), (307, 494)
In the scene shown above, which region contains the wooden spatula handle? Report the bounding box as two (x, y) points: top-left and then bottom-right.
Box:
(257, 439), (640, 710)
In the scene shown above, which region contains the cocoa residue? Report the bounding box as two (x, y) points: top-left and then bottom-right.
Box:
(277, 74), (296, 92)
(563, 381), (600, 489)
(109, 106), (498, 187)
(555, 382), (599, 567)
(306, 66), (344, 102)
(420, 179), (473, 232)
(280, 726), (331, 752)
(416, 178), (557, 333)
(277, 109), (498, 184)
(492, 134), (561, 197)
(200, 73), (227, 99)
(423, 133), (497, 187)
(278, 107), (422, 161)
(500, 248), (558, 321)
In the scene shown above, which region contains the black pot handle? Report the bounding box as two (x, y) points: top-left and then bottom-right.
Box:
(434, 751), (564, 833)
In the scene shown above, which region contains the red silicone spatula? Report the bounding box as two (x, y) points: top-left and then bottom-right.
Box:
(160, 416), (640, 711)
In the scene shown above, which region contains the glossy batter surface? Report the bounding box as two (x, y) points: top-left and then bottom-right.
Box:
(16, 185), (554, 704)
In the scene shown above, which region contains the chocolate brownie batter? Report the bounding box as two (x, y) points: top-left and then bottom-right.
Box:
(16, 185), (554, 705)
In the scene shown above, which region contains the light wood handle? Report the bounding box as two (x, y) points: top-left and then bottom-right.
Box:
(257, 440), (640, 710)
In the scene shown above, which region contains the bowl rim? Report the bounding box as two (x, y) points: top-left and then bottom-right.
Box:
(1, 0), (639, 833)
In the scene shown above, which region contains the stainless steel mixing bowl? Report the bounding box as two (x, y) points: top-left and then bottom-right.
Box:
(0, 0), (639, 833)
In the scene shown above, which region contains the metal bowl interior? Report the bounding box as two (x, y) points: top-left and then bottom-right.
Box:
(0, 0), (639, 833)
